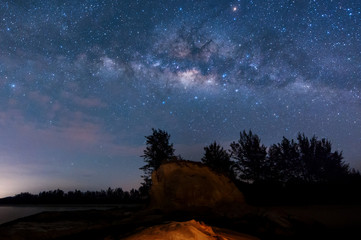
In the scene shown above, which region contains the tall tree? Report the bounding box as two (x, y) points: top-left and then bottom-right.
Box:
(267, 137), (301, 183)
(201, 141), (234, 178)
(296, 133), (349, 183)
(230, 130), (267, 183)
(140, 128), (175, 191)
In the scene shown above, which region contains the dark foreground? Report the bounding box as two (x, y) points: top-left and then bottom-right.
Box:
(0, 204), (360, 240)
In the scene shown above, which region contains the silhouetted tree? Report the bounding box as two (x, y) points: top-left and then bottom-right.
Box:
(348, 168), (361, 184)
(296, 133), (349, 183)
(267, 137), (301, 183)
(202, 141), (235, 178)
(266, 133), (350, 184)
(230, 130), (267, 183)
(140, 128), (175, 192)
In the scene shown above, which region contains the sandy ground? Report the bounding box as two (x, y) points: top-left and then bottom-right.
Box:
(0, 204), (360, 239)
(263, 204), (361, 228)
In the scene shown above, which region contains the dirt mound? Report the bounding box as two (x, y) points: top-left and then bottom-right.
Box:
(149, 160), (248, 217)
(124, 219), (258, 240)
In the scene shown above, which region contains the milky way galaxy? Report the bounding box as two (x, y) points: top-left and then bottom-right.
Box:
(0, 0), (360, 197)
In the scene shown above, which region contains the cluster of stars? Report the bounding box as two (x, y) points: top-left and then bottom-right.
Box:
(0, 0), (360, 196)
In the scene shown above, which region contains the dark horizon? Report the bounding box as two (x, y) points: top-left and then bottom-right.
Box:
(1, 128), (360, 199)
(0, 0), (360, 198)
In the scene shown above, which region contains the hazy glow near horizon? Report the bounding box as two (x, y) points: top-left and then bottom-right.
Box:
(0, 0), (360, 198)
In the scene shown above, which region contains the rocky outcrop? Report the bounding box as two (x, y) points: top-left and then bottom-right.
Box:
(124, 219), (259, 240)
(149, 160), (249, 217)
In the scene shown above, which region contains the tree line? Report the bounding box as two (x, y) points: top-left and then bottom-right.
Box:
(0, 188), (142, 205)
(230, 130), (353, 184)
(2, 129), (359, 205)
(140, 129), (361, 204)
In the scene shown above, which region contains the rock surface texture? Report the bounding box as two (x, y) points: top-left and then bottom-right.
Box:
(149, 160), (248, 217)
(124, 219), (258, 240)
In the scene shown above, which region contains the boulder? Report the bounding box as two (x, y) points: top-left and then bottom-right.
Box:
(149, 160), (249, 217)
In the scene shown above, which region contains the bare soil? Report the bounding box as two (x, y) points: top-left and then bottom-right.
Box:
(0, 204), (360, 239)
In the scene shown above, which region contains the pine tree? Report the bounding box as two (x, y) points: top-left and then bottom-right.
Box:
(140, 128), (175, 192)
(296, 133), (349, 183)
(267, 137), (300, 183)
(201, 141), (234, 178)
(230, 130), (267, 183)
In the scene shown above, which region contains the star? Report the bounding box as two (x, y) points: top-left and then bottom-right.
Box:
(0, 0), (360, 198)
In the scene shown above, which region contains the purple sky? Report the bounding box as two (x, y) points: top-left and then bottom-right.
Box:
(0, 0), (360, 197)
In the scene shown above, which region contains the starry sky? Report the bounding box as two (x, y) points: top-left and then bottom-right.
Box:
(0, 0), (360, 197)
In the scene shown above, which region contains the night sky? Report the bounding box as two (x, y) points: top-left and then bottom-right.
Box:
(0, 0), (360, 197)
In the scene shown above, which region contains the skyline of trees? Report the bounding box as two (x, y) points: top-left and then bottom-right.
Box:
(2, 128), (360, 205)
(0, 187), (142, 204)
(139, 128), (359, 187)
(135, 128), (360, 204)
(229, 131), (352, 184)
(266, 134), (349, 183)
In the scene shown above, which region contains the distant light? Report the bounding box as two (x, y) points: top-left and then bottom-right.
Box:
(10, 83), (16, 88)
(233, 6), (237, 12)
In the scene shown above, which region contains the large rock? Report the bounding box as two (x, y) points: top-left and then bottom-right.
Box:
(149, 160), (249, 217)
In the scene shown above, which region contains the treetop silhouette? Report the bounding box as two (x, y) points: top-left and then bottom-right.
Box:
(140, 128), (175, 192)
(201, 141), (235, 178)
